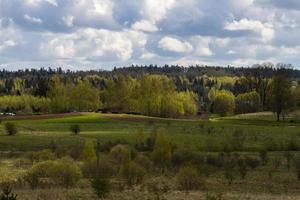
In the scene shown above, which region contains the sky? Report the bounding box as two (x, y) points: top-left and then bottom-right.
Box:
(1, 0), (300, 70)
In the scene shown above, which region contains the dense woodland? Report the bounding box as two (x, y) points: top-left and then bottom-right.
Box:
(0, 63), (299, 120)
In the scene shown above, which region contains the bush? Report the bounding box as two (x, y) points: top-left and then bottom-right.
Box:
(134, 154), (154, 172)
(237, 157), (248, 179)
(145, 176), (171, 200)
(0, 184), (17, 200)
(91, 177), (111, 199)
(81, 156), (116, 178)
(245, 156), (261, 169)
(121, 161), (146, 187)
(28, 149), (55, 163)
(24, 158), (82, 189)
(293, 157), (300, 180)
(284, 151), (293, 170)
(49, 158), (82, 188)
(80, 140), (97, 161)
(176, 165), (201, 192)
(110, 144), (132, 167)
(70, 124), (80, 135)
(172, 148), (205, 167)
(4, 123), (17, 136)
(259, 149), (268, 165)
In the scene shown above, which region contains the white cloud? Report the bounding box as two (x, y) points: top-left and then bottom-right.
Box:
(89, 0), (114, 16)
(0, 40), (17, 52)
(25, 0), (58, 7)
(24, 14), (43, 24)
(132, 20), (158, 32)
(143, 0), (175, 23)
(225, 19), (275, 42)
(158, 36), (193, 53)
(227, 50), (236, 55)
(40, 28), (147, 62)
(191, 36), (214, 56)
(140, 52), (157, 59)
(62, 16), (75, 27)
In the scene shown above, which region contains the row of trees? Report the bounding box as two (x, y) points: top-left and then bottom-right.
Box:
(102, 75), (198, 117)
(0, 64), (298, 120)
(210, 68), (298, 120)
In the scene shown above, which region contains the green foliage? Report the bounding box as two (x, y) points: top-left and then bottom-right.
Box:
(145, 176), (171, 200)
(176, 165), (201, 192)
(152, 133), (172, 172)
(47, 75), (70, 113)
(259, 149), (268, 165)
(213, 90), (235, 116)
(70, 124), (80, 135)
(91, 177), (111, 199)
(4, 123), (17, 136)
(293, 157), (300, 180)
(121, 161), (146, 186)
(236, 91), (261, 114)
(48, 158), (82, 188)
(68, 81), (101, 111)
(81, 156), (116, 178)
(80, 140), (97, 161)
(0, 184), (17, 200)
(271, 70), (292, 121)
(28, 149), (55, 163)
(24, 158), (82, 189)
(0, 95), (50, 114)
(102, 74), (198, 118)
(110, 144), (132, 167)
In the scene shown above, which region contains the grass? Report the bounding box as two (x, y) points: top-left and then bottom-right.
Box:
(1, 112), (300, 199)
(0, 112), (299, 152)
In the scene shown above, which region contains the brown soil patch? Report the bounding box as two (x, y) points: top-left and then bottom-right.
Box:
(0, 112), (82, 121)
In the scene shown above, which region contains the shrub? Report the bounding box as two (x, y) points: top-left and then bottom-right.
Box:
(152, 133), (172, 172)
(134, 154), (154, 172)
(28, 149), (55, 163)
(172, 148), (205, 167)
(70, 124), (80, 135)
(91, 177), (111, 199)
(49, 158), (82, 188)
(145, 176), (171, 200)
(24, 160), (54, 189)
(259, 149), (268, 165)
(237, 157), (248, 179)
(110, 144), (132, 166)
(176, 165), (201, 192)
(4, 123), (17, 136)
(121, 161), (146, 187)
(80, 140), (97, 161)
(293, 157), (300, 180)
(284, 151), (293, 170)
(81, 156), (116, 178)
(245, 156), (261, 169)
(24, 158), (82, 189)
(0, 184), (17, 200)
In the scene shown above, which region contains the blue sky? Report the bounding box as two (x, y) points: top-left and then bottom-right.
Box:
(1, 0), (300, 70)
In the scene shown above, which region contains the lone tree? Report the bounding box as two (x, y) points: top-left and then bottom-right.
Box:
(4, 123), (18, 136)
(271, 66), (292, 121)
(70, 124), (80, 135)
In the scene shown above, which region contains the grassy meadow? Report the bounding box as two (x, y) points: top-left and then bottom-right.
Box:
(1, 112), (300, 199)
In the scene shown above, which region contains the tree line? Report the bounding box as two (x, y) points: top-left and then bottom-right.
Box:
(0, 63), (298, 120)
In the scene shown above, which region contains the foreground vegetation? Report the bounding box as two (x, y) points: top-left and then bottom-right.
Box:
(0, 112), (300, 199)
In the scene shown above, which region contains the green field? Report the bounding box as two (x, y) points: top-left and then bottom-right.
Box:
(0, 112), (298, 152)
(1, 112), (300, 200)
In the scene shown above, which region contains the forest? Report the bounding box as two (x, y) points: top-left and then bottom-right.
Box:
(0, 63), (298, 121)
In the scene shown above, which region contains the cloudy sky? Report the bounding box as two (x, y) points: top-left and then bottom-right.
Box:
(1, 0), (300, 70)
